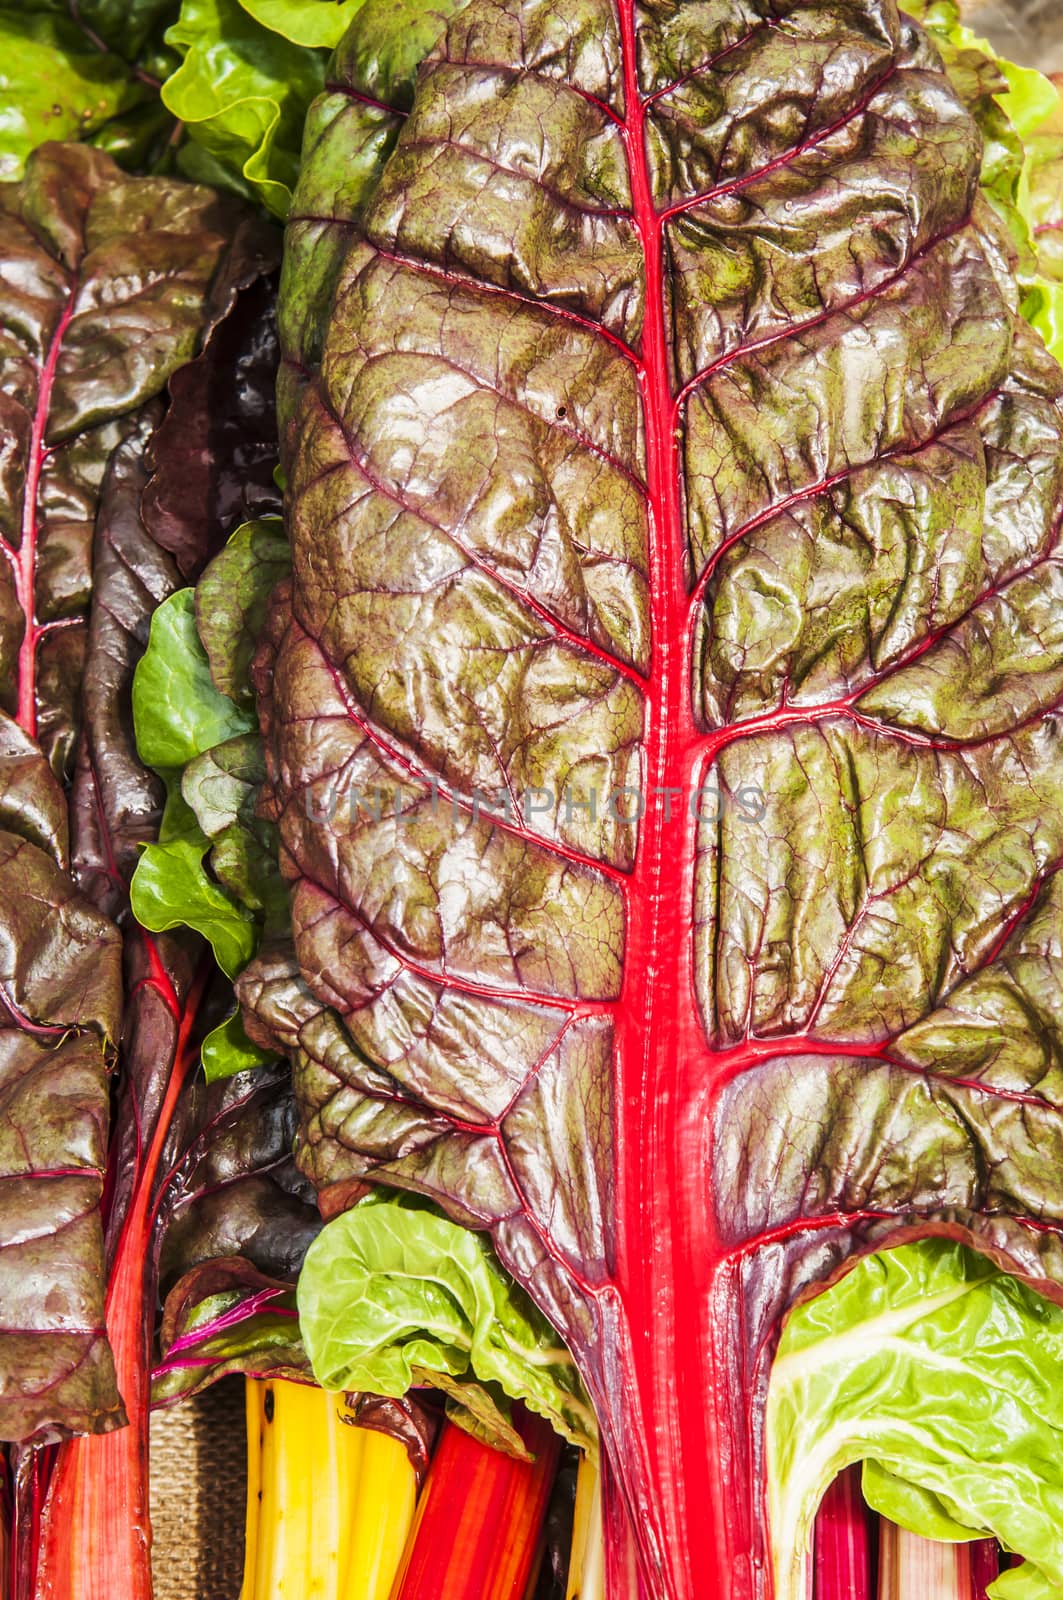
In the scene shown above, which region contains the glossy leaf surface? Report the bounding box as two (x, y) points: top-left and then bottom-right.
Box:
(252, 0), (1063, 1592)
(0, 141), (258, 779)
(162, 0), (331, 216)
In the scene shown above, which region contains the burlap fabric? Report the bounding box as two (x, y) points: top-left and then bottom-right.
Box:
(150, 1380), (246, 1600)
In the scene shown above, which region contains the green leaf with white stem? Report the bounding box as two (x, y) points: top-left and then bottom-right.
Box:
(298, 1196), (597, 1461)
(766, 1238), (1063, 1600)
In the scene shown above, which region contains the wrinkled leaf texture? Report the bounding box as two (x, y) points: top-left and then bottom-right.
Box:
(299, 1194), (597, 1458)
(768, 1237), (1063, 1598)
(141, 274), (283, 579)
(0, 720), (123, 1441)
(150, 1060), (320, 1404)
(0, 140), (269, 779)
(28, 219), (292, 1600)
(903, 0), (1063, 364)
(0, 141), (264, 1449)
(251, 0), (1063, 1594)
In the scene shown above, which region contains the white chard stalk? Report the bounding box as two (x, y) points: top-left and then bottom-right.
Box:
(877, 1520), (973, 1600)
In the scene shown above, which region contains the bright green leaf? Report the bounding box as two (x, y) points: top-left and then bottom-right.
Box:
(201, 1010), (275, 1082)
(134, 590), (255, 773)
(131, 833), (257, 977)
(195, 519), (290, 710)
(236, 0), (366, 49)
(162, 0), (327, 217)
(0, 10), (142, 181)
(298, 1198), (598, 1460)
(767, 1239), (1063, 1600)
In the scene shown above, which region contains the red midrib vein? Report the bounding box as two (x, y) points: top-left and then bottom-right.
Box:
(15, 280), (78, 740)
(611, 3), (725, 1587)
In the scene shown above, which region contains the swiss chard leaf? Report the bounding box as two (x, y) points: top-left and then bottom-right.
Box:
(141, 273), (284, 580)
(904, 0), (1063, 360)
(768, 1239), (1063, 1600)
(129, 598), (260, 972)
(254, 0), (1063, 1592)
(277, 0), (473, 444)
(133, 589), (255, 772)
(161, 0), (331, 216)
(234, 0), (366, 49)
(130, 831), (258, 977)
(194, 517), (290, 707)
(0, 157), (271, 1451)
(153, 1265), (306, 1403)
(0, 141), (266, 779)
(152, 1062), (321, 1401)
(131, 524), (289, 1062)
(298, 1196), (597, 1460)
(33, 253), (285, 1594)
(0, 749), (124, 1439)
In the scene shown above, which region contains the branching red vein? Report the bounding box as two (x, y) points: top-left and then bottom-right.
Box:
(671, 215), (974, 420)
(372, 245), (641, 363)
(687, 384), (1004, 617)
(299, 620), (634, 888)
(642, 17), (777, 108)
(297, 866), (618, 1015)
(658, 61), (900, 220)
(316, 386), (648, 690)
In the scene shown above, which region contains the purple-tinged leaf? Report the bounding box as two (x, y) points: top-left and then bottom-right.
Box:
(0, 738), (123, 1440)
(0, 140), (271, 780)
(152, 1259), (307, 1406)
(257, 0), (1063, 1592)
(141, 276), (283, 581)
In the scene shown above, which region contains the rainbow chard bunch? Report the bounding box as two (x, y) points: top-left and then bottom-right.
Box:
(240, 0), (1063, 1592)
(3, 0), (1063, 1597)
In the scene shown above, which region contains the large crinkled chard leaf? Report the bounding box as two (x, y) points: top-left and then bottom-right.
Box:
(0, 140), (270, 781)
(252, 0), (1063, 1593)
(0, 716), (123, 1440)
